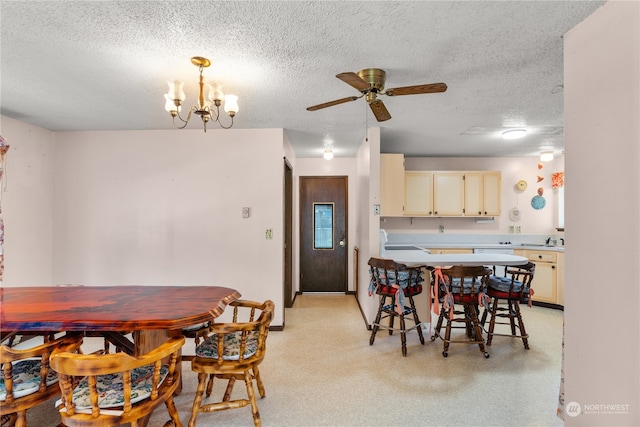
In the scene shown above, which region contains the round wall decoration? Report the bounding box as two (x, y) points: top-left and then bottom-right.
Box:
(531, 195), (546, 210)
(516, 180), (528, 192)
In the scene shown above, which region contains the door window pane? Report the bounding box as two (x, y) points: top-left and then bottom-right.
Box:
(313, 203), (334, 249)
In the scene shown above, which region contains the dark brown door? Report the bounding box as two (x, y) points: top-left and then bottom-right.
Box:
(300, 176), (348, 293)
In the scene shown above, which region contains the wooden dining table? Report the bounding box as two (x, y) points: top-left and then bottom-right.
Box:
(0, 285), (241, 353)
(1, 285), (241, 426)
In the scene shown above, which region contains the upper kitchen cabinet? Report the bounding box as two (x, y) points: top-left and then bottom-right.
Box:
(404, 171), (433, 216)
(433, 172), (465, 216)
(380, 154), (405, 217)
(464, 171), (502, 216)
(381, 157), (502, 218)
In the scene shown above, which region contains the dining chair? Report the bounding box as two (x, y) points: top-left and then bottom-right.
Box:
(0, 333), (83, 427)
(50, 336), (185, 427)
(368, 257), (426, 356)
(431, 265), (491, 358)
(481, 262), (535, 349)
(180, 322), (213, 362)
(188, 299), (274, 427)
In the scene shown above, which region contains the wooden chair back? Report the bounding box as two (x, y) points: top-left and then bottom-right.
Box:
(198, 299), (274, 372)
(503, 262), (536, 299)
(439, 265), (491, 298)
(368, 257), (425, 296)
(1, 333), (83, 426)
(50, 336), (184, 427)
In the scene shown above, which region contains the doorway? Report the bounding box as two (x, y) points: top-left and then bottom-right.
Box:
(299, 176), (348, 293)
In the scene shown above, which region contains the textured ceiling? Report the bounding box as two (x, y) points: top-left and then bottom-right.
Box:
(0, 1), (605, 158)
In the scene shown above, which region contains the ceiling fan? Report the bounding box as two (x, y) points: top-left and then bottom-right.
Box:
(306, 68), (447, 122)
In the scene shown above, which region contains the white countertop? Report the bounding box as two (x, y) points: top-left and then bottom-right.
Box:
(384, 251), (529, 266)
(384, 243), (563, 252)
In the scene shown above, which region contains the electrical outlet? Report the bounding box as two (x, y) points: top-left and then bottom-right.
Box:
(439, 225), (445, 234)
(373, 204), (380, 215)
(516, 225), (521, 234)
(242, 207), (250, 218)
(265, 229), (273, 239)
(509, 225), (514, 234)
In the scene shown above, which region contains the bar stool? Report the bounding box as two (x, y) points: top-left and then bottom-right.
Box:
(431, 265), (491, 358)
(481, 262), (535, 349)
(368, 257), (426, 356)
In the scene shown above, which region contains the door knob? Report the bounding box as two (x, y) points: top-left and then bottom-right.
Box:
(339, 239), (346, 247)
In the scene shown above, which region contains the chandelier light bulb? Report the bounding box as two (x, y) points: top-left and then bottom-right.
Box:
(224, 94), (239, 115)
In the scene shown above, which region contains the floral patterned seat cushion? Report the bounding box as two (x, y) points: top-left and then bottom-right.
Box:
(70, 364), (168, 410)
(446, 278), (486, 295)
(195, 331), (259, 360)
(488, 275), (524, 293)
(0, 359), (58, 401)
(368, 268), (424, 294)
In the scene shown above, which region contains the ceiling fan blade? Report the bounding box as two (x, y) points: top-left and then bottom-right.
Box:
(306, 96), (359, 111)
(336, 72), (371, 92)
(385, 82), (448, 96)
(369, 99), (391, 122)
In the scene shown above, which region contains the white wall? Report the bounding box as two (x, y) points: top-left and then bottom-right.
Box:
(381, 156), (564, 236)
(0, 116), (55, 285)
(0, 119), (290, 327)
(358, 127), (382, 323)
(564, 0), (639, 424)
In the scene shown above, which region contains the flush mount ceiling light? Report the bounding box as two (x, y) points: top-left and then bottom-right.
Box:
(540, 151), (554, 162)
(502, 128), (527, 140)
(164, 57), (239, 132)
(323, 148), (334, 160)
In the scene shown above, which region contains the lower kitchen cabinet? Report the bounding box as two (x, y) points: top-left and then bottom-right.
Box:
(515, 249), (562, 306)
(426, 248), (473, 254)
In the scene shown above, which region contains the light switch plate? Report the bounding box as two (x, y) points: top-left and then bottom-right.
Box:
(242, 207), (250, 218)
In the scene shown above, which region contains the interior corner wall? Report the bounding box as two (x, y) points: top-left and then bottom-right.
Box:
(51, 128), (286, 326)
(355, 127), (381, 324)
(564, 1), (640, 424)
(0, 116), (55, 286)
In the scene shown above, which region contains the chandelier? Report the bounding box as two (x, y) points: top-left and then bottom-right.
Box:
(164, 56), (239, 132)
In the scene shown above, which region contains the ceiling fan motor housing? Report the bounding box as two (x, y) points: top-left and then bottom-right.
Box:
(357, 68), (386, 92)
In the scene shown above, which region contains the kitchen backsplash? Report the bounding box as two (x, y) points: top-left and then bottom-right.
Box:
(383, 231), (562, 246)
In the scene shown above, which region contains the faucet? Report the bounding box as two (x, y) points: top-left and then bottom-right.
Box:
(560, 238), (565, 245)
(545, 237), (552, 245)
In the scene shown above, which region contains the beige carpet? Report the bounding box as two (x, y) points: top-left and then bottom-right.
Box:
(21, 294), (564, 426)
